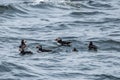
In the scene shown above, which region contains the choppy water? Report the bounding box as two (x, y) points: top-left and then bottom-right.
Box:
(0, 0), (120, 80)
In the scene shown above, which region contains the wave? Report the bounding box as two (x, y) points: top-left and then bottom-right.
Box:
(0, 4), (28, 14)
(29, 1), (71, 10)
(72, 17), (120, 24)
(88, 0), (114, 9)
(65, 1), (96, 9)
(70, 11), (106, 16)
(94, 74), (120, 80)
(50, 72), (84, 78)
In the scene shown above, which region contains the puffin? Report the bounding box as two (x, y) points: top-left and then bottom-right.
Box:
(88, 41), (97, 51)
(55, 37), (71, 46)
(19, 39), (33, 55)
(36, 45), (52, 52)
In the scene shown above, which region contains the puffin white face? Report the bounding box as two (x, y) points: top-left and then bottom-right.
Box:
(55, 37), (62, 41)
(36, 45), (40, 48)
(36, 45), (42, 48)
(24, 40), (27, 43)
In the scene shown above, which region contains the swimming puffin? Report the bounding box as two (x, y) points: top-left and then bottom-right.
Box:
(19, 39), (26, 49)
(36, 45), (52, 52)
(88, 41), (97, 51)
(19, 40), (33, 55)
(72, 48), (78, 52)
(55, 37), (71, 46)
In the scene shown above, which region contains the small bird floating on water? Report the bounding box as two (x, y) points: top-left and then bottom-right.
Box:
(72, 48), (78, 52)
(36, 45), (52, 52)
(88, 41), (97, 51)
(19, 39), (26, 49)
(55, 37), (71, 46)
(19, 39), (33, 55)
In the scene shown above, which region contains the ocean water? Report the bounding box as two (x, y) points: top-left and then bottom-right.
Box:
(0, 0), (120, 80)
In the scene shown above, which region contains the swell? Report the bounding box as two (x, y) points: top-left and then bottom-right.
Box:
(87, 0), (115, 10)
(66, 1), (96, 9)
(0, 61), (38, 79)
(73, 18), (120, 24)
(70, 11), (106, 16)
(29, 1), (71, 10)
(94, 74), (120, 80)
(0, 4), (28, 14)
(65, 0), (115, 10)
(29, 2), (54, 9)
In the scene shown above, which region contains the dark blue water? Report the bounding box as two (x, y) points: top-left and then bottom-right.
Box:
(0, 0), (120, 80)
